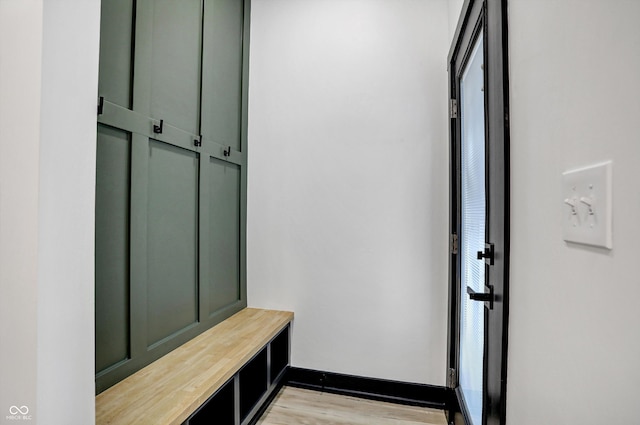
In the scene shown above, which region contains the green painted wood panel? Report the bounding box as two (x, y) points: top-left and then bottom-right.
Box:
(95, 125), (131, 373)
(208, 157), (241, 315)
(129, 133), (150, 362)
(148, 0), (203, 135)
(201, 0), (244, 151)
(146, 140), (199, 347)
(98, 0), (134, 109)
(95, 0), (250, 393)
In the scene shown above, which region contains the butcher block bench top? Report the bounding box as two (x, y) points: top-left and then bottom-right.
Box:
(96, 308), (294, 425)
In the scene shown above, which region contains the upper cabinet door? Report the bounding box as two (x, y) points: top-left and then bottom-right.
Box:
(201, 0), (245, 151)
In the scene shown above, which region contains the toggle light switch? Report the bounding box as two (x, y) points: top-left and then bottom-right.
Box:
(561, 161), (613, 249)
(579, 196), (593, 207)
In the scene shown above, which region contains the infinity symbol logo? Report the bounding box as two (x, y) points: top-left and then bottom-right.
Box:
(9, 406), (29, 415)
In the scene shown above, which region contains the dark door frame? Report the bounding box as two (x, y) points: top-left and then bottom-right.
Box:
(447, 1), (510, 424)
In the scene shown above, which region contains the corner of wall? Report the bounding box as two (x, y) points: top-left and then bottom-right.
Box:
(36, 1), (101, 423)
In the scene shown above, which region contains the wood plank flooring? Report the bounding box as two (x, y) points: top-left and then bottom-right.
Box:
(256, 386), (448, 425)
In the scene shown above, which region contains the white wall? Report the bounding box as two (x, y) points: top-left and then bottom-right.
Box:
(447, 0), (464, 43)
(0, 1), (100, 424)
(0, 1), (43, 421)
(247, 0), (450, 385)
(507, 0), (640, 423)
(36, 1), (100, 423)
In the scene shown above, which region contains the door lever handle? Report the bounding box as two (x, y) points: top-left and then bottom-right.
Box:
(476, 243), (494, 265)
(467, 285), (494, 310)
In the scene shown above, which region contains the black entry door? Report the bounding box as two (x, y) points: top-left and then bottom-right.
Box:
(447, 1), (510, 424)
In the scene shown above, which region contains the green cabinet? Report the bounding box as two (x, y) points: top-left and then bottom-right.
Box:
(95, 0), (250, 393)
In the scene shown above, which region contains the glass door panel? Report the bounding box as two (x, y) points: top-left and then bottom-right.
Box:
(459, 30), (485, 425)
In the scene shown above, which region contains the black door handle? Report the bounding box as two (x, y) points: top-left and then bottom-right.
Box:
(476, 243), (494, 265)
(467, 285), (494, 310)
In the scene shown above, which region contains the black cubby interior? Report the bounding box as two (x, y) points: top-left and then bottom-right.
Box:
(181, 324), (291, 425)
(270, 328), (289, 383)
(188, 378), (234, 425)
(239, 347), (268, 422)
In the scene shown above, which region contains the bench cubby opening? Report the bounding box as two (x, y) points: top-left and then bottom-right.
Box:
(239, 347), (268, 422)
(269, 326), (289, 385)
(187, 378), (235, 425)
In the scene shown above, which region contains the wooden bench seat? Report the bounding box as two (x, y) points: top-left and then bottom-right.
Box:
(96, 308), (294, 425)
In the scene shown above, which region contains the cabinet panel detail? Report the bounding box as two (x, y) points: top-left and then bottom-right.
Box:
(201, 0), (244, 150)
(98, 0), (135, 109)
(95, 125), (132, 373)
(147, 140), (199, 346)
(148, 0), (203, 135)
(208, 157), (241, 316)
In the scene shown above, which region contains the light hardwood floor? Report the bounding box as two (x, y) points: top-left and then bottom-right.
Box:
(256, 386), (448, 425)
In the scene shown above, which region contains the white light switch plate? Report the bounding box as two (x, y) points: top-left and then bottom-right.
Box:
(562, 161), (613, 249)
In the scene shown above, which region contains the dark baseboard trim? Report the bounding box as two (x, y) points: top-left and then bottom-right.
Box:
(285, 367), (453, 411)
